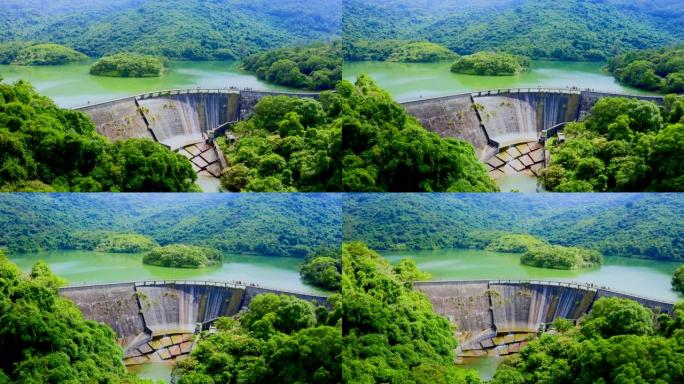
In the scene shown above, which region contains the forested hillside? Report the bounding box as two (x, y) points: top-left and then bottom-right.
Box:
(343, 0), (684, 61)
(342, 194), (684, 260)
(0, 0), (341, 60)
(0, 194), (341, 258)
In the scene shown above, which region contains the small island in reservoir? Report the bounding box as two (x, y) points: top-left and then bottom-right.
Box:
(451, 51), (530, 76)
(486, 233), (603, 270)
(142, 244), (222, 269)
(90, 53), (166, 78)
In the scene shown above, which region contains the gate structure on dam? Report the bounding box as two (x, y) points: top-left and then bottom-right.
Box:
(400, 89), (663, 182)
(414, 280), (674, 361)
(75, 89), (319, 181)
(60, 280), (329, 366)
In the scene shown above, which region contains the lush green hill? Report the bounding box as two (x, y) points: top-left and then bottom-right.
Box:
(0, 42), (88, 65)
(0, 194), (342, 258)
(90, 53), (166, 77)
(0, 0), (341, 60)
(608, 45), (684, 93)
(343, 39), (457, 62)
(342, 194), (684, 260)
(343, 0), (684, 61)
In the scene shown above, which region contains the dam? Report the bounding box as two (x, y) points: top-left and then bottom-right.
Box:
(75, 88), (319, 184)
(400, 89), (664, 182)
(414, 280), (674, 360)
(60, 280), (329, 366)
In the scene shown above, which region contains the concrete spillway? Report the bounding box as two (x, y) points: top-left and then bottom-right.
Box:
(75, 89), (319, 181)
(400, 89), (663, 180)
(60, 281), (328, 365)
(415, 280), (674, 358)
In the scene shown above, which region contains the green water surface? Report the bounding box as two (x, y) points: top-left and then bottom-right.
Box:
(9, 249), (325, 295)
(383, 248), (683, 302)
(0, 60), (294, 108)
(344, 60), (653, 101)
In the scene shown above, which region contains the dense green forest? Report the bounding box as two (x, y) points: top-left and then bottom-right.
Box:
(0, 0), (341, 60)
(0, 42), (88, 65)
(242, 42), (342, 90)
(608, 45), (684, 93)
(300, 247), (342, 291)
(342, 194), (684, 260)
(451, 52), (530, 76)
(542, 95), (684, 192)
(142, 244), (222, 269)
(341, 76), (497, 192)
(0, 252), (149, 383)
(492, 298), (684, 383)
(674, 266), (684, 294)
(219, 94), (342, 192)
(343, 0), (684, 61)
(342, 242), (480, 383)
(92, 233), (158, 253)
(0, 79), (198, 192)
(175, 293), (341, 384)
(90, 53), (166, 78)
(486, 234), (602, 270)
(343, 40), (457, 62)
(0, 194), (341, 259)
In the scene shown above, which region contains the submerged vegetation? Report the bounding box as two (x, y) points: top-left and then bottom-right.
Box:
(175, 293), (341, 384)
(342, 75), (497, 192)
(90, 53), (166, 78)
(342, 242), (480, 384)
(0, 79), (198, 192)
(542, 95), (684, 192)
(608, 45), (684, 93)
(451, 52), (529, 76)
(242, 42), (342, 91)
(0, 252), (147, 383)
(343, 40), (457, 62)
(142, 244), (222, 269)
(0, 42), (88, 65)
(492, 298), (684, 383)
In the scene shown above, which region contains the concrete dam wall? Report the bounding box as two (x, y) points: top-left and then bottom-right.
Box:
(60, 281), (329, 365)
(414, 280), (674, 358)
(76, 89), (319, 180)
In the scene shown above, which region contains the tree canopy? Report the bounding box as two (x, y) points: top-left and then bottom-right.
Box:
(0, 79), (198, 192)
(608, 45), (684, 93)
(0, 42), (88, 65)
(541, 95), (684, 192)
(242, 42), (342, 91)
(341, 75), (498, 192)
(174, 293), (342, 384)
(343, 40), (458, 62)
(491, 298), (684, 384)
(142, 244), (222, 269)
(673, 265), (684, 294)
(90, 53), (166, 78)
(450, 52), (529, 76)
(342, 242), (481, 384)
(0, 251), (147, 383)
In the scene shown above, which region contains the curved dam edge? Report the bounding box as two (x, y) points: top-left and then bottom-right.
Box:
(59, 280), (330, 363)
(414, 280), (675, 355)
(400, 88), (664, 162)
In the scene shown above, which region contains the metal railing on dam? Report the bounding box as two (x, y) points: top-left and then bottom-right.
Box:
(397, 87), (664, 104)
(73, 87), (321, 111)
(61, 279), (331, 298)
